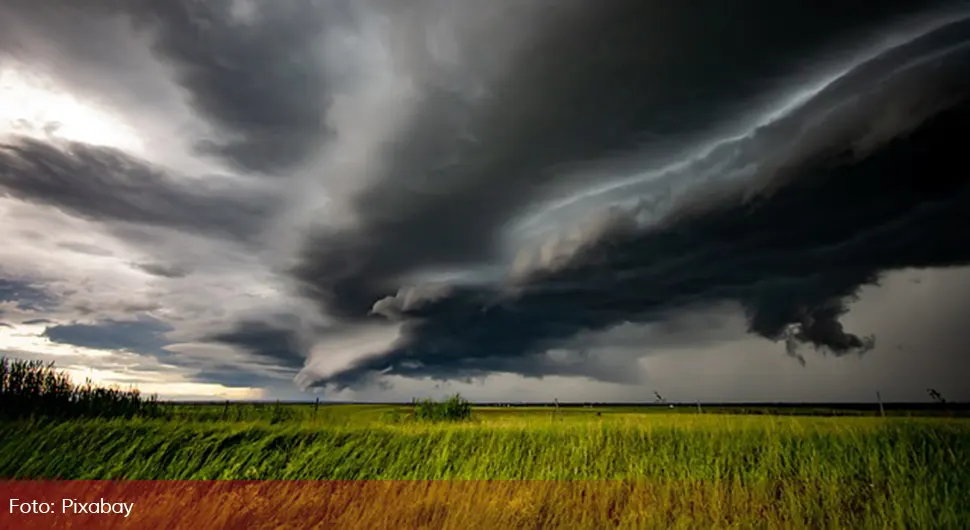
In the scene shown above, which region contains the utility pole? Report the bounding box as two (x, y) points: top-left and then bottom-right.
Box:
(876, 391), (885, 417)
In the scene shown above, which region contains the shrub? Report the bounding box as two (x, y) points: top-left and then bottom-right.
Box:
(0, 356), (163, 420)
(413, 394), (473, 422)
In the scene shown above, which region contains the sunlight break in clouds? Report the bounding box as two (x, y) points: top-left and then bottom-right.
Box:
(0, 68), (144, 153)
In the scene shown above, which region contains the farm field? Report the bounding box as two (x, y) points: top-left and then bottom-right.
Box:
(2, 404), (969, 528)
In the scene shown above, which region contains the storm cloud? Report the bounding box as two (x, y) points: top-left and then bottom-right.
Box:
(206, 318), (310, 372)
(291, 1), (967, 318)
(301, 5), (970, 390)
(128, 0), (353, 173)
(43, 316), (174, 356)
(2, 0), (969, 400)
(0, 137), (276, 241)
(0, 0), (359, 174)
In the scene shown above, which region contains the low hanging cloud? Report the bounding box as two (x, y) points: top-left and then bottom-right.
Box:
(206, 318), (311, 372)
(42, 316), (174, 357)
(302, 11), (970, 390)
(290, 2), (967, 319)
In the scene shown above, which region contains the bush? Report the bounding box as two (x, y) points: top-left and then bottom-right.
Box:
(0, 356), (163, 420)
(380, 409), (406, 424)
(413, 394), (473, 422)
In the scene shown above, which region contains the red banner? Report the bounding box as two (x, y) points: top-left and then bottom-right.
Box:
(1, 479), (946, 529)
(4, 480), (615, 530)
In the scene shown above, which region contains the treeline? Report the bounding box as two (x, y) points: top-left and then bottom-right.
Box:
(0, 356), (162, 420)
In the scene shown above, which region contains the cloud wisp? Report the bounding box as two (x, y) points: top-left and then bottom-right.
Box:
(0, 137), (277, 242)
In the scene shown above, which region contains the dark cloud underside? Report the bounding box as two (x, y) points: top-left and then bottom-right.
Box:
(292, 1), (956, 320)
(42, 317), (174, 356)
(206, 320), (308, 372)
(309, 15), (970, 389)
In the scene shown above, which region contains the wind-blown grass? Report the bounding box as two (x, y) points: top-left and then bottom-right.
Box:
(2, 409), (968, 527)
(2, 414), (965, 481)
(1, 382), (968, 528)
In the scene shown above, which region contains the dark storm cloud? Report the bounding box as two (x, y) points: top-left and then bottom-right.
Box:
(40, 316), (307, 388)
(43, 316), (174, 356)
(192, 365), (295, 388)
(0, 137), (276, 241)
(21, 319), (53, 325)
(0, 0), (354, 174)
(128, 0), (352, 174)
(4, 0), (969, 398)
(0, 277), (59, 312)
(205, 318), (308, 371)
(293, 0), (959, 319)
(307, 12), (970, 389)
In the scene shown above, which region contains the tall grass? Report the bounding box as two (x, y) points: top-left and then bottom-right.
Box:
(0, 356), (161, 420)
(1, 413), (968, 527)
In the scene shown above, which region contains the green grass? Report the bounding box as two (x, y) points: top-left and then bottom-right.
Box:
(1, 407), (966, 481)
(2, 405), (968, 527)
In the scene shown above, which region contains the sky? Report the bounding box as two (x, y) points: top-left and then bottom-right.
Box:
(1, 0), (969, 402)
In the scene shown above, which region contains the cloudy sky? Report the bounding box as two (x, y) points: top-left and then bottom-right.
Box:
(1, 0), (969, 402)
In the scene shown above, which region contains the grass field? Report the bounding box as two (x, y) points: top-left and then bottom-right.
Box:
(2, 403), (969, 528)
